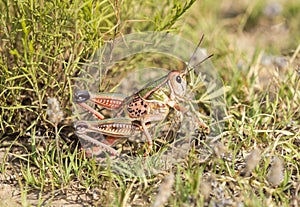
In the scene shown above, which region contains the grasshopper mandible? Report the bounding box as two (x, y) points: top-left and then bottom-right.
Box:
(74, 35), (212, 157)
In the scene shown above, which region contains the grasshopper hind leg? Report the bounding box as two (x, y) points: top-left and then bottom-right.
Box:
(75, 121), (120, 157)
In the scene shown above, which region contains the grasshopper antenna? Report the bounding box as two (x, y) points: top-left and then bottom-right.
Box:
(183, 34), (213, 74)
(184, 34), (205, 73)
(186, 54), (213, 73)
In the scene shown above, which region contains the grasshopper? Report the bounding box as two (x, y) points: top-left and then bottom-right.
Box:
(74, 35), (212, 157)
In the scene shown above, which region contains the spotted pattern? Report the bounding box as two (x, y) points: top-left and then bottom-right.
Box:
(126, 95), (149, 118)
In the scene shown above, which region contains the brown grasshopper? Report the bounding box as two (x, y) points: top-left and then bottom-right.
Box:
(74, 35), (212, 157)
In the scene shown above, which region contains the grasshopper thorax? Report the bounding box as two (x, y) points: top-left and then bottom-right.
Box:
(167, 70), (187, 99)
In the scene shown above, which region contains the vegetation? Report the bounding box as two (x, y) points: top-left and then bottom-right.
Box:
(0, 0), (299, 206)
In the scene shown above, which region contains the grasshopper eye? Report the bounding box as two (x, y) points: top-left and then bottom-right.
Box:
(176, 75), (182, 83)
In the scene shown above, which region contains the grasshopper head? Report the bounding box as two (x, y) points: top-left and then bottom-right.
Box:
(168, 71), (187, 98)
